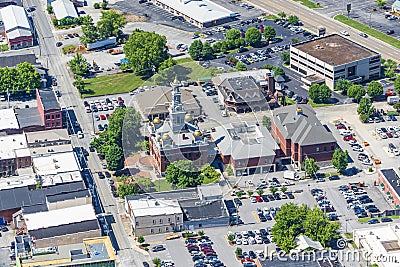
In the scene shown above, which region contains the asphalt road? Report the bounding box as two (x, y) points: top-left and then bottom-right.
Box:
(246, 0), (400, 62)
(22, 0), (147, 265)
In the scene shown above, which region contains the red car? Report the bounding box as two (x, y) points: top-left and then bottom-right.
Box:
(255, 196), (263, 202)
(386, 132), (393, 138)
(241, 258), (255, 263)
(343, 135), (355, 141)
(106, 113), (110, 119)
(100, 114), (106, 120)
(336, 125), (346, 130)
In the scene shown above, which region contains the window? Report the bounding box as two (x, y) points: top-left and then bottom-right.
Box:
(46, 123), (50, 127)
(51, 115), (54, 119)
(56, 114), (60, 118)
(150, 229), (154, 234)
(168, 218), (171, 223)
(324, 147), (327, 151)
(153, 219), (156, 225)
(176, 216), (180, 221)
(136, 221), (139, 226)
(56, 122), (60, 126)
(159, 228), (162, 233)
(316, 147), (320, 152)
(159, 219), (163, 224)
(45, 115), (50, 120)
(166, 227), (169, 232)
(331, 146), (334, 150)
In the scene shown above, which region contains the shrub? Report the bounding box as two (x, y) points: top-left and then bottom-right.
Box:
(93, 2), (100, 9)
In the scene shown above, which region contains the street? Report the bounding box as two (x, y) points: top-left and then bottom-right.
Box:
(246, 0), (400, 62)
(22, 0), (148, 265)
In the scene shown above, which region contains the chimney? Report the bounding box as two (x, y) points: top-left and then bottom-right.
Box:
(296, 107), (303, 116)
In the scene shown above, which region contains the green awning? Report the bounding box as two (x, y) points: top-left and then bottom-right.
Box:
(387, 191), (391, 195)
(381, 183), (385, 187)
(396, 205), (400, 209)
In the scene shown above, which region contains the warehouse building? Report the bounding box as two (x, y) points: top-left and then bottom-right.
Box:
(51, 0), (78, 20)
(0, 5), (33, 50)
(151, 0), (236, 28)
(290, 34), (381, 89)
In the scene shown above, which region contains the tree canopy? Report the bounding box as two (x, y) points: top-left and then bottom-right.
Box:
(367, 81), (383, 99)
(280, 51), (290, 64)
(202, 42), (214, 60)
(117, 176), (141, 198)
(263, 26), (276, 41)
(235, 61), (247, 71)
(189, 40), (203, 60)
(308, 84), (331, 103)
(287, 15), (299, 25)
(226, 28), (241, 40)
(0, 63), (41, 95)
(332, 148), (349, 172)
(245, 27), (261, 46)
(97, 10), (126, 40)
(123, 30), (168, 75)
(394, 76), (400, 94)
(347, 84), (366, 102)
(357, 97), (374, 122)
(91, 107), (142, 171)
(271, 203), (340, 253)
(69, 53), (89, 76)
(165, 160), (202, 188)
(335, 78), (353, 93)
(303, 158), (319, 178)
(80, 15), (99, 45)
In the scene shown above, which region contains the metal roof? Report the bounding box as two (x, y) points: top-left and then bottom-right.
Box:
(0, 5), (32, 40)
(51, 0), (78, 20)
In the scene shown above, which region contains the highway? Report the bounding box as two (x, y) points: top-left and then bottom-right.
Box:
(246, 0), (400, 62)
(22, 0), (146, 265)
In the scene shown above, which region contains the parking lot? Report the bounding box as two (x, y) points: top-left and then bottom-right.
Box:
(0, 226), (14, 266)
(316, 0), (400, 39)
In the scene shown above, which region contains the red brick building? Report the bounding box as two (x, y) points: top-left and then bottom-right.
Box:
(36, 89), (62, 130)
(271, 104), (337, 167)
(378, 169), (400, 209)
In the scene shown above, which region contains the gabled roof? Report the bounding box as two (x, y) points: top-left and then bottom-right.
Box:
(51, 0), (78, 20)
(0, 6), (32, 39)
(273, 104), (336, 146)
(393, 0), (400, 9)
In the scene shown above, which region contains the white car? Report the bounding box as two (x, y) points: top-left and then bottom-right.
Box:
(235, 239), (242, 245)
(250, 197), (257, 203)
(340, 30), (350, 36)
(242, 238), (249, 245)
(77, 131), (84, 139)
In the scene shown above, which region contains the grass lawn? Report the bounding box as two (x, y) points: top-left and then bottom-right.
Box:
(202, 175), (221, 184)
(358, 215), (400, 223)
(323, 172), (340, 178)
(334, 14), (400, 49)
(83, 71), (145, 98)
(265, 14), (278, 20)
(309, 99), (333, 108)
(293, 0), (323, 8)
(135, 177), (173, 192)
(62, 45), (76, 54)
(175, 58), (194, 64)
(83, 60), (218, 98)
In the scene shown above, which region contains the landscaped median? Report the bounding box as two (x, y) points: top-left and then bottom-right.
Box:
(334, 14), (400, 49)
(293, 0), (323, 9)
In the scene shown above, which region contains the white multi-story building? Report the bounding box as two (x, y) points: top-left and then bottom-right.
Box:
(290, 34), (381, 89)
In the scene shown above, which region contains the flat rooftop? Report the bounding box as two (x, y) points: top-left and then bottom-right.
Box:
(128, 198), (182, 217)
(381, 168), (400, 198)
(18, 237), (116, 267)
(26, 129), (70, 144)
(0, 109), (19, 130)
(0, 133), (28, 160)
(32, 151), (80, 175)
(24, 204), (96, 231)
(292, 34), (379, 66)
(37, 89), (60, 110)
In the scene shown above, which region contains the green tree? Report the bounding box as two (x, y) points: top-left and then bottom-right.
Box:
(367, 81), (383, 99)
(247, 190), (254, 197)
(46, 5), (53, 14)
(395, 76), (400, 94)
(271, 203), (308, 252)
(278, 12), (287, 20)
(235, 61), (247, 71)
(262, 116), (272, 131)
(335, 78), (353, 93)
(308, 84), (331, 103)
(106, 144), (124, 170)
(385, 59), (397, 70)
(357, 97), (374, 122)
(281, 186), (287, 194)
(15, 62), (41, 94)
(245, 27), (261, 46)
(225, 165), (234, 176)
(165, 160), (202, 188)
(137, 236), (145, 244)
(385, 69), (396, 78)
(393, 101), (400, 111)
(141, 140), (150, 152)
(303, 207), (340, 245)
(270, 186), (278, 195)
(124, 30), (168, 75)
(117, 183), (141, 198)
(303, 158), (319, 178)
(332, 148), (349, 172)
(375, 0), (387, 7)
(158, 57), (176, 72)
(198, 230), (205, 236)
(347, 84), (366, 102)
(226, 28), (241, 40)
(189, 40), (203, 60)
(257, 189), (264, 196)
(200, 164), (220, 183)
(69, 53), (88, 76)
(274, 67), (285, 77)
(101, 1), (108, 9)
(263, 26), (276, 41)
(235, 247), (243, 256)
(93, 2), (100, 9)
(97, 10), (126, 39)
(287, 15), (299, 25)
(228, 234), (235, 242)
(80, 15), (99, 45)
(73, 75), (85, 92)
(280, 51), (290, 64)
(152, 258), (161, 267)
(236, 191), (244, 198)
(202, 42), (214, 60)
